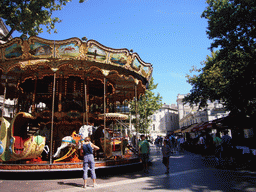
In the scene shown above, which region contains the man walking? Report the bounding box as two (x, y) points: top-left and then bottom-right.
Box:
(139, 135), (150, 173)
(221, 130), (233, 166)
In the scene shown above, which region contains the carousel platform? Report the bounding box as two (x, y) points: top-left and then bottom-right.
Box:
(0, 155), (141, 172)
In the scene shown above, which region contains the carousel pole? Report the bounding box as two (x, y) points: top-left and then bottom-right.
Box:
(1, 75), (8, 119)
(83, 75), (88, 125)
(103, 77), (107, 159)
(135, 84), (138, 150)
(50, 71), (57, 164)
(58, 73), (63, 113)
(31, 74), (38, 113)
(15, 76), (22, 114)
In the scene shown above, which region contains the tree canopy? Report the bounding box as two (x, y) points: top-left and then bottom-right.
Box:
(0, 0), (86, 41)
(184, 0), (256, 118)
(130, 78), (162, 134)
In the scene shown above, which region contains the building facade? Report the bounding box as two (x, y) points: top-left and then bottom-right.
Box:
(0, 18), (12, 44)
(0, 96), (16, 118)
(149, 104), (179, 139)
(0, 18), (15, 118)
(177, 94), (229, 129)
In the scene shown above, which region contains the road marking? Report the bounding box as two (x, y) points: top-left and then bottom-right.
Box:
(46, 169), (200, 192)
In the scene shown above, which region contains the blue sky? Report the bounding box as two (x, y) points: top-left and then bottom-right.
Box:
(12, 0), (212, 105)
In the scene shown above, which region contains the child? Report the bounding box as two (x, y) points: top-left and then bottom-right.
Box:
(162, 139), (171, 174)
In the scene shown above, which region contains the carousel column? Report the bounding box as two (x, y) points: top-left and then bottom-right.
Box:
(83, 75), (88, 125)
(15, 77), (21, 114)
(50, 69), (57, 164)
(123, 88), (128, 138)
(13, 77), (20, 116)
(135, 84), (138, 150)
(102, 70), (110, 159)
(31, 74), (38, 113)
(103, 77), (107, 159)
(58, 73), (63, 112)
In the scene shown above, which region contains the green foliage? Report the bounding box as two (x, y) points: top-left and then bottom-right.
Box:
(184, 0), (256, 118)
(202, 0), (256, 53)
(0, 0), (86, 41)
(130, 78), (162, 134)
(184, 51), (226, 108)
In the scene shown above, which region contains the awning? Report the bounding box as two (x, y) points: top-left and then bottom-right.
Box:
(174, 128), (182, 133)
(182, 123), (200, 133)
(191, 122), (214, 132)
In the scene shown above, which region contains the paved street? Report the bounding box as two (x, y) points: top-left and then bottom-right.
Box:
(1, 145), (256, 192)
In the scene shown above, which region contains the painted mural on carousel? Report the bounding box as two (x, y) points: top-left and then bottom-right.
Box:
(0, 36), (152, 80)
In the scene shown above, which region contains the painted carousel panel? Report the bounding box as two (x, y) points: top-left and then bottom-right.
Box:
(131, 57), (141, 71)
(29, 42), (53, 58)
(4, 43), (23, 59)
(87, 45), (107, 62)
(110, 53), (128, 66)
(141, 65), (152, 78)
(58, 43), (80, 57)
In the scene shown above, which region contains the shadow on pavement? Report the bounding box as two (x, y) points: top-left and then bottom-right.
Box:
(141, 168), (256, 192)
(0, 163), (144, 180)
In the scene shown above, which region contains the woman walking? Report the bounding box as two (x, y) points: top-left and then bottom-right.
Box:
(80, 137), (100, 188)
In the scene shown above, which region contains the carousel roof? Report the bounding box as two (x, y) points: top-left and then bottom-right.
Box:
(0, 36), (153, 100)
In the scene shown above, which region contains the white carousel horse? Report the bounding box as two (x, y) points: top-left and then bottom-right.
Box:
(53, 125), (93, 158)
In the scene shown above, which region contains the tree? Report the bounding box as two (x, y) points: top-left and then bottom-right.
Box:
(0, 0), (86, 41)
(184, 51), (227, 108)
(184, 0), (256, 118)
(130, 78), (162, 134)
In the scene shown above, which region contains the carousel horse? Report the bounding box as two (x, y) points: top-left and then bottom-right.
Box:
(53, 125), (93, 158)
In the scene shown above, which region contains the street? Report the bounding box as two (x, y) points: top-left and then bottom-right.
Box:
(1, 145), (256, 192)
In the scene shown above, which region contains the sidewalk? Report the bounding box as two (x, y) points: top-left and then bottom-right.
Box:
(1, 145), (256, 192)
(45, 145), (256, 192)
(46, 145), (199, 192)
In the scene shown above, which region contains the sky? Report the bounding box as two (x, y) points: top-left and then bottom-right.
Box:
(12, 0), (213, 105)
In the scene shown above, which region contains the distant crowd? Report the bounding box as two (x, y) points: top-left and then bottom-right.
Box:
(154, 134), (185, 154)
(137, 130), (254, 174)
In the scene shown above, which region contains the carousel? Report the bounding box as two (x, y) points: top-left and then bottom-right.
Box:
(0, 36), (152, 172)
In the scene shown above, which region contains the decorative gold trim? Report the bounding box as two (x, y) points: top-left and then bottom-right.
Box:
(0, 36), (153, 81)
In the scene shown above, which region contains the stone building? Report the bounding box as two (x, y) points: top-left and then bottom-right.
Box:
(0, 18), (12, 44)
(149, 104), (179, 139)
(0, 96), (16, 118)
(0, 18), (15, 118)
(177, 94), (229, 129)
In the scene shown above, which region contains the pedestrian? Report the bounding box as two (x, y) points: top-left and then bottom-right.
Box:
(159, 136), (163, 148)
(204, 132), (214, 156)
(221, 130), (233, 165)
(139, 134), (150, 173)
(162, 139), (171, 174)
(169, 134), (176, 153)
(80, 136), (100, 188)
(198, 133), (205, 155)
(179, 135), (185, 153)
(155, 136), (160, 152)
(213, 132), (222, 161)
